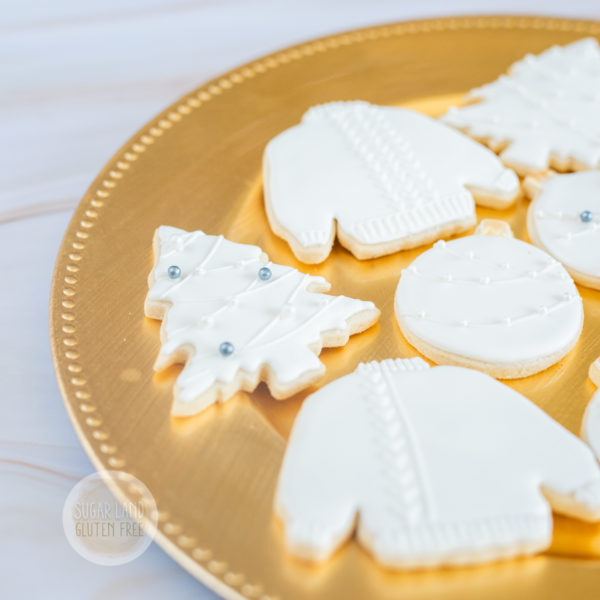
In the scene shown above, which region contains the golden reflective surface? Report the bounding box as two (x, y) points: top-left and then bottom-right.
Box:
(50, 16), (600, 599)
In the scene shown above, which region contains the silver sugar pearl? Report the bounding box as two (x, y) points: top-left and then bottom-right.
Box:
(580, 210), (593, 223)
(168, 265), (181, 279)
(219, 341), (234, 357)
(258, 266), (272, 281)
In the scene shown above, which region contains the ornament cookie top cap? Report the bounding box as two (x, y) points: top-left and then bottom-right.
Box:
(145, 226), (379, 416)
(276, 359), (600, 569)
(442, 38), (600, 175)
(264, 101), (519, 263)
(474, 218), (514, 238)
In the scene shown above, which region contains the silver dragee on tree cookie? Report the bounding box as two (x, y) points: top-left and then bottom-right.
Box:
(263, 101), (520, 263)
(275, 359), (600, 569)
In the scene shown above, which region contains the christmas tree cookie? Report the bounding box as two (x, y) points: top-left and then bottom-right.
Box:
(263, 101), (519, 264)
(394, 228), (583, 378)
(442, 38), (600, 175)
(275, 359), (600, 568)
(145, 226), (379, 416)
(526, 171), (600, 290)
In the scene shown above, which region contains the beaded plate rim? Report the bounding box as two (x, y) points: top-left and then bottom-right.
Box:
(49, 15), (600, 600)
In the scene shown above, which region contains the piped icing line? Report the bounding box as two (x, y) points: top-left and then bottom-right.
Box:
(378, 360), (437, 520)
(397, 292), (578, 329)
(405, 239), (565, 284)
(350, 192), (473, 244)
(493, 76), (600, 145)
(535, 210), (600, 222)
(160, 266), (294, 338)
(307, 102), (440, 212)
(162, 229), (207, 256)
(357, 363), (432, 524)
(402, 260), (565, 286)
(245, 297), (343, 352)
(145, 226), (379, 414)
(534, 209), (600, 241)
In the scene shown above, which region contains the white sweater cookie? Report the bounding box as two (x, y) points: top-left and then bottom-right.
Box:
(264, 101), (519, 263)
(145, 226), (379, 416)
(275, 359), (600, 569)
(442, 38), (600, 175)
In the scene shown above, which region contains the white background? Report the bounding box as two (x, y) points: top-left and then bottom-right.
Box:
(2, 1), (599, 598)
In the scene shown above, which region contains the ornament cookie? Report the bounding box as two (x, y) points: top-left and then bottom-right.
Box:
(145, 226), (379, 416)
(394, 234), (583, 378)
(263, 101), (519, 263)
(582, 358), (600, 462)
(442, 38), (600, 175)
(275, 359), (600, 568)
(527, 171), (600, 290)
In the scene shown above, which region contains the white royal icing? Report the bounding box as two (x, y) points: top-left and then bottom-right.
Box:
(442, 38), (600, 174)
(264, 101), (519, 262)
(528, 171), (600, 286)
(145, 226), (378, 415)
(275, 359), (600, 568)
(583, 390), (600, 463)
(582, 358), (600, 462)
(394, 235), (583, 369)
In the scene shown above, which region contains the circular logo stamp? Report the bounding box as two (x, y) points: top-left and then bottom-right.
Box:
(62, 470), (158, 566)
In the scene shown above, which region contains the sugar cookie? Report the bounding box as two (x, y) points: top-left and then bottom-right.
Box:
(526, 171), (600, 290)
(394, 234), (583, 378)
(145, 226), (379, 416)
(275, 359), (600, 568)
(442, 38), (600, 175)
(263, 101), (520, 263)
(582, 358), (600, 462)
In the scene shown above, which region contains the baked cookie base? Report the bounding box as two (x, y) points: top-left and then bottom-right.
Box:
(396, 313), (583, 379)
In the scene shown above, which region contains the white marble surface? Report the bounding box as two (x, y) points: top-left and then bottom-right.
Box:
(1, 1), (598, 598)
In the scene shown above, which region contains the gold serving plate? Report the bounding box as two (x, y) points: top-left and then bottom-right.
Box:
(50, 16), (600, 599)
